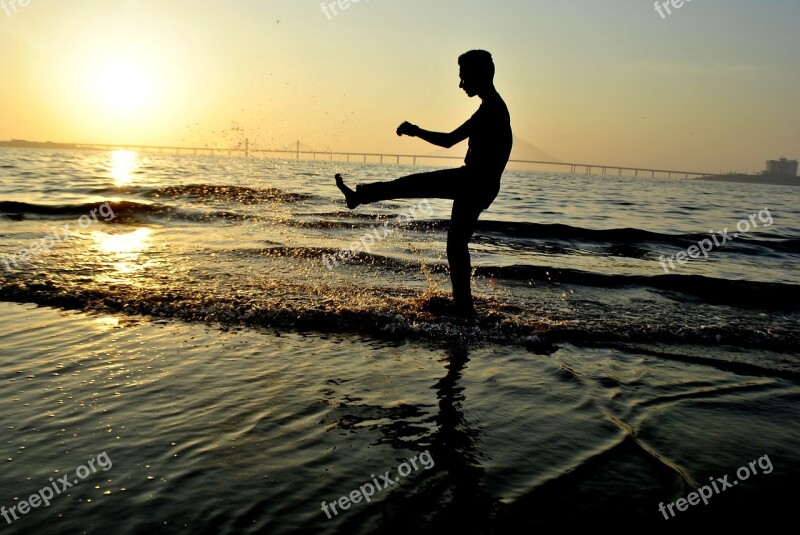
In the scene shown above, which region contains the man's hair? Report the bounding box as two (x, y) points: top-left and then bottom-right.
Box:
(458, 50), (495, 82)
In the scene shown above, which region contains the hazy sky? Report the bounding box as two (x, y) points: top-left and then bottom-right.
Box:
(1, 0), (798, 172)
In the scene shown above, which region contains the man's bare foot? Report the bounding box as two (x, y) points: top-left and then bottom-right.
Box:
(335, 174), (360, 210)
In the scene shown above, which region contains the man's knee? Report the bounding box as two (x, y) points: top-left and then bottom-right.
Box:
(446, 235), (470, 258)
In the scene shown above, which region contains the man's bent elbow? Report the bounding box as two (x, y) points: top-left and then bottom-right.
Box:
(442, 136), (460, 149)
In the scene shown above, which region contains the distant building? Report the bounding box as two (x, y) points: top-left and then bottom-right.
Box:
(766, 157), (798, 177)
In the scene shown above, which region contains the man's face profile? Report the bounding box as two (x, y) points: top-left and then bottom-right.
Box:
(459, 68), (477, 97)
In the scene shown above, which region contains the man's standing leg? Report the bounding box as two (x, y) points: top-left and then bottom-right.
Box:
(447, 199), (483, 313)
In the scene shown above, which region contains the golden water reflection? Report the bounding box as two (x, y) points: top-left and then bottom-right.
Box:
(110, 150), (138, 186)
(93, 228), (154, 279)
(96, 228), (152, 254)
(93, 316), (121, 331)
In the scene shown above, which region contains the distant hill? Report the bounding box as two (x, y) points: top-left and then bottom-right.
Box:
(508, 136), (562, 163)
(0, 140), (79, 150)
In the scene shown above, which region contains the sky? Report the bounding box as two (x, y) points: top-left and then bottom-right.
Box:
(1, 0), (798, 173)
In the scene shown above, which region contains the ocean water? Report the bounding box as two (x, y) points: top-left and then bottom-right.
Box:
(0, 148), (798, 532)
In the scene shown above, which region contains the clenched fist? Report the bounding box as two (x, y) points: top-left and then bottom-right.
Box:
(396, 121), (420, 137)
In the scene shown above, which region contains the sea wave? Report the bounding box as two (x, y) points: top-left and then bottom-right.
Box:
(0, 199), (254, 223)
(289, 218), (800, 255)
(87, 184), (313, 203)
(0, 275), (796, 354)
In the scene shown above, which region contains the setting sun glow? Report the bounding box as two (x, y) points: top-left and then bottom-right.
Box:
(93, 60), (155, 116)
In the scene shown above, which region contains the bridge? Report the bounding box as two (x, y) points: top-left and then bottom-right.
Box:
(2, 140), (714, 179)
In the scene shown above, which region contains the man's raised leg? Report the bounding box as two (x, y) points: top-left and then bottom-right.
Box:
(336, 167), (469, 207)
(335, 174), (360, 209)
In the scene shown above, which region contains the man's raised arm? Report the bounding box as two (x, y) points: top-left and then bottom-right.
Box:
(396, 119), (470, 149)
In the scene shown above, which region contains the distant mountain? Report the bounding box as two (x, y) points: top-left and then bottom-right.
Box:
(0, 140), (79, 150)
(508, 136), (562, 163)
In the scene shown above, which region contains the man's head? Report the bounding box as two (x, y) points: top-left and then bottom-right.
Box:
(458, 50), (495, 97)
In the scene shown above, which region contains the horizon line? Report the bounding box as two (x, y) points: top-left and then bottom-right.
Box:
(0, 138), (727, 177)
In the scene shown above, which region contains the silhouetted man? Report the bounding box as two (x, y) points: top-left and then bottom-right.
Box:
(336, 50), (512, 316)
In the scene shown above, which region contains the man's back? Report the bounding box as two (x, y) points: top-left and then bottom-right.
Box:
(464, 93), (513, 179)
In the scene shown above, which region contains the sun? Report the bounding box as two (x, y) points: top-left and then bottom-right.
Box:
(93, 59), (155, 115)
(72, 44), (171, 137)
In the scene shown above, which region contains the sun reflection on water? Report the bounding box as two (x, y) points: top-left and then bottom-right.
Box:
(96, 228), (152, 254)
(110, 150), (138, 186)
(92, 228), (154, 279)
(93, 316), (121, 331)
